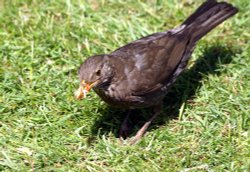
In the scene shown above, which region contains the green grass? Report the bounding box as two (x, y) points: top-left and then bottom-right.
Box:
(0, 0), (249, 171)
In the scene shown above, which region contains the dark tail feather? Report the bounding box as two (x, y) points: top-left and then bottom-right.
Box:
(182, 0), (238, 42)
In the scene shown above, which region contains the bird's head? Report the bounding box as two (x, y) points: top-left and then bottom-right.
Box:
(75, 55), (114, 99)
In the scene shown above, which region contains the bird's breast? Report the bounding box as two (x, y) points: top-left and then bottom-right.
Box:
(94, 85), (142, 108)
(94, 86), (124, 107)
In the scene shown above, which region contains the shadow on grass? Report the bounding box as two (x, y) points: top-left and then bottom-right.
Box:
(88, 45), (238, 142)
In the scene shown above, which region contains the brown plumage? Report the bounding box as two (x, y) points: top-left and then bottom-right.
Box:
(75, 0), (238, 144)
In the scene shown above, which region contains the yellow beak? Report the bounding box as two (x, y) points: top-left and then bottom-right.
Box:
(75, 80), (97, 100)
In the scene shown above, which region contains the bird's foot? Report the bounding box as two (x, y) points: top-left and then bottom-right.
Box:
(128, 104), (162, 145)
(128, 121), (151, 145)
(119, 110), (132, 141)
(119, 122), (131, 139)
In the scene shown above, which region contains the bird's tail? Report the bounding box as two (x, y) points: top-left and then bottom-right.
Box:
(182, 0), (238, 42)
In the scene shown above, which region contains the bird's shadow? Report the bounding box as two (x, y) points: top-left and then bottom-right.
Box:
(87, 45), (238, 142)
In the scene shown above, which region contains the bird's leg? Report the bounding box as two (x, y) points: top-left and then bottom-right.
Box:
(129, 104), (162, 145)
(119, 110), (132, 140)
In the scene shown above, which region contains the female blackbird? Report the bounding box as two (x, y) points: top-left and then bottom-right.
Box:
(75, 0), (238, 144)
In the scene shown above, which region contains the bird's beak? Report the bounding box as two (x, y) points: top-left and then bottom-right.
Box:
(75, 80), (97, 100)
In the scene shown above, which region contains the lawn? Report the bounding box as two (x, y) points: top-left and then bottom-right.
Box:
(0, 0), (249, 171)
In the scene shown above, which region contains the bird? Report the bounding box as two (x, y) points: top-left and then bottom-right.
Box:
(75, 0), (238, 144)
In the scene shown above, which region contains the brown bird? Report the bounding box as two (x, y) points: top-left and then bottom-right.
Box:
(75, 0), (238, 144)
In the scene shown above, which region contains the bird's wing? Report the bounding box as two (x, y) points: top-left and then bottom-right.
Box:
(111, 28), (190, 96)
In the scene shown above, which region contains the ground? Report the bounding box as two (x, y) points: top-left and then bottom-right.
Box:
(0, 0), (249, 171)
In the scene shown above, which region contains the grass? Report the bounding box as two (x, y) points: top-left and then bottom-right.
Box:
(0, 0), (249, 171)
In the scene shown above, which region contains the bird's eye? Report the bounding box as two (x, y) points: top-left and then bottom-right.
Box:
(96, 69), (101, 76)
